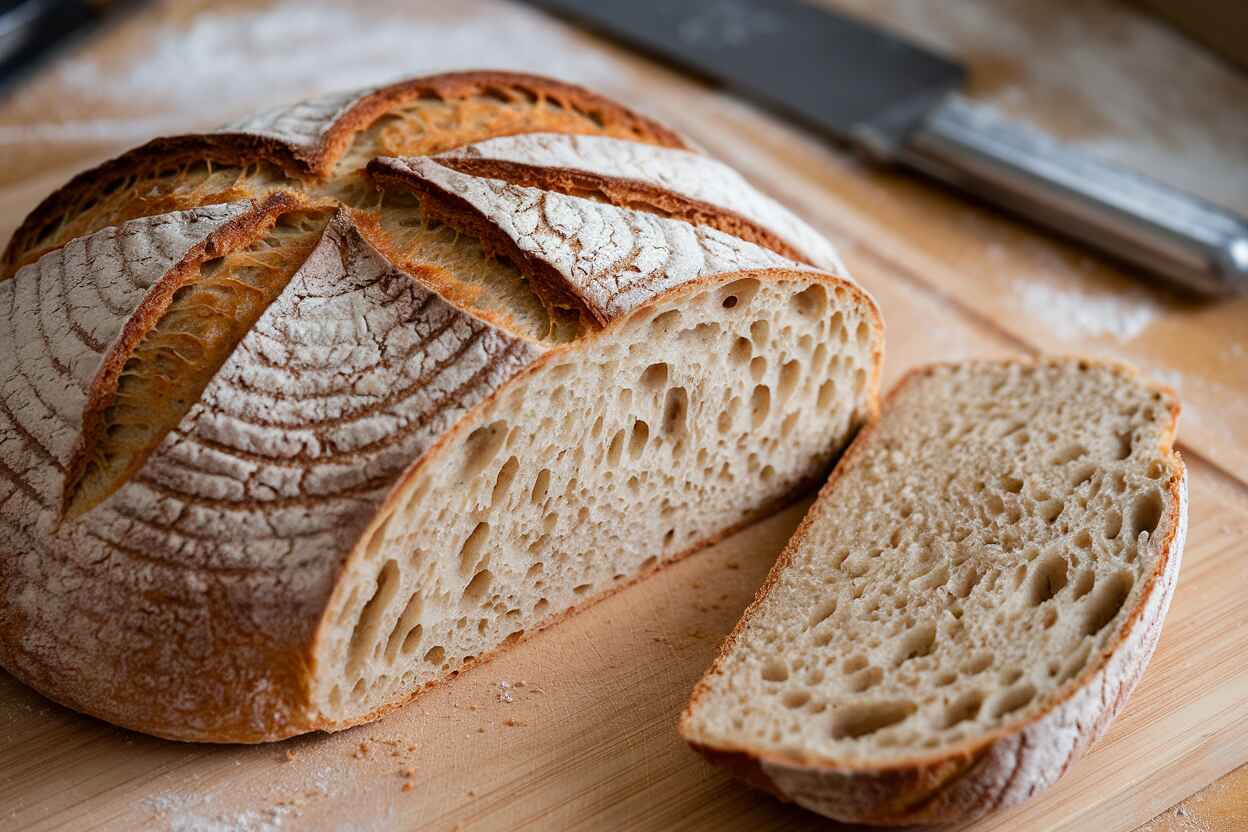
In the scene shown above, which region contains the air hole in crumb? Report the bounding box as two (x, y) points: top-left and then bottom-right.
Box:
(830, 701), (915, 740)
(531, 468), (551, 504)
(943, 690), (983, 728)
(385, 592), (423, 662)
(424, 645), (445, 666)
(817, 378), (837, 411)
(953, 567), (980, 599)
(962, 653), (993, 675)
(1116, 431), (1134, 460)
(492, 456), (519, 507)
(782, 689), (811, 709)
(1103, 509), (1123, 540)
(1040, 500), (1064, 523)
(720, 277), (760, 308)
(790, 284), (827, 318)
(992, 684), (1036, 718)
(751, 385), (771, 428)
(640, 362), (669, 391)
(846, 667), (883, 693)
(1070, 463), (1097, 488)
(1128, 490), (1163, 540)
(750, 319), (770, 346)
(461, 420), (508, 480)
(1028, 554), (1068, 606)
(1052, 444), (1087, 465)
(649, 309), (681, 333)
(843, 655), (868, 673)
(1059, 643), (1092, 683)
(778, 359), (801, 403)
(730, 337), (752, 365)
(1072, 568), (1095, 600)
(894, 623), (937, 666)
(573, 583), (592, 596)
(762, 658), (789, 682)
(347, 559), (400, 677)
(459, 522), (490, 576)
(629, 420), (650, 459)
(809, 598), (838, 628)
(1083, 571), (1133, 636)
(607, 429), (626, 466)
(663, 387), (689, 437)
(463, 570), (493, 605)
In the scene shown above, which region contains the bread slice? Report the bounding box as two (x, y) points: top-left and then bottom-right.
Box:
(0, 72), (882, 742)
(680, 358), (1186, 825)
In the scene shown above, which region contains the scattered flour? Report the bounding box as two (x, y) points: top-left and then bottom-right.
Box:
(0, 0), (636, 144)
(1013, 280), (1160, 341)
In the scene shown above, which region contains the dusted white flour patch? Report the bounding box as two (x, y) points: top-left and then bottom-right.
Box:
(440, 133), (847, 274)
(1014, 280), (1160, 342)
(380, 156), (811, 322)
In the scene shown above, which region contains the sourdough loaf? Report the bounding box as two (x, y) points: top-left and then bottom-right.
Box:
(0, 72), (882, 742)
(680, 358), (1186, 825)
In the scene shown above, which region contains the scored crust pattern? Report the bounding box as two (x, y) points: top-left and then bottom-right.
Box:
(0, 71), (874, 741)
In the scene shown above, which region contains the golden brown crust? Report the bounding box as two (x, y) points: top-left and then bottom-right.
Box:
(679, 356), (1186, 824)
(366, 159), (603, 326)
(60, 191), (305, 519)
(310, 71), (687, 176)
(1, 71), (686, 279)
(434, 157), (810, 264)
(1, 268), (868, 744)
(0, 69), (878, 744)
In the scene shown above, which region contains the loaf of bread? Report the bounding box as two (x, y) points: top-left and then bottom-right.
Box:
(681, 358), (1186, 824)
(0, 72), (882, 742)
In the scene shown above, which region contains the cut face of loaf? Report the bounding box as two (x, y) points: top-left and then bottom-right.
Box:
(0, 72), (882, 741)
(681, 359), (1186, 825)
(315, 270), (876, 724)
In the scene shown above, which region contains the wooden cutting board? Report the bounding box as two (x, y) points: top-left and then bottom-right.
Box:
(1, 1), (1245, 830)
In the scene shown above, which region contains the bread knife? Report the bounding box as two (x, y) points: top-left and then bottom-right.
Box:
(0, 0), (148, 100)
(524, 0), (1248, 296)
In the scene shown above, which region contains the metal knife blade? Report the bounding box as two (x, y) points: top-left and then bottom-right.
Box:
(524, 0), (1248, 296)
(526, 0), (965, 158)
(0, 0), (149, 100)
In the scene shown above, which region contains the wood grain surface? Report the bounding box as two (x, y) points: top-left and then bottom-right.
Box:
(0, 1), (1244, 830)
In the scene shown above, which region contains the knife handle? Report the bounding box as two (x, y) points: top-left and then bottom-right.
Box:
(897, 95), (1248, 296)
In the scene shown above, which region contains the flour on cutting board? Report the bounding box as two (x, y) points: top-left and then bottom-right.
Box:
(1, 0), (638, 143)
(1012, 280), (1160, 341)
